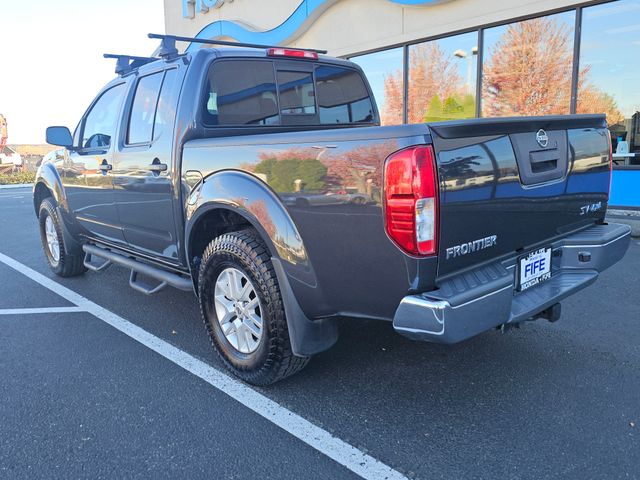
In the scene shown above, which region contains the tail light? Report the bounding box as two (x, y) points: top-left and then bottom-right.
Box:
(267, 48), (319, 60)
(384, 145), (439, 256)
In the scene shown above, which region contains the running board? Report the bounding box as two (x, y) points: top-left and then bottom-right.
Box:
(82, 244), (193, 294)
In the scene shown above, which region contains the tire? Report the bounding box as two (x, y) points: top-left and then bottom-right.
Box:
(198, 229), (309, 385)
(38, 197), (86, 277)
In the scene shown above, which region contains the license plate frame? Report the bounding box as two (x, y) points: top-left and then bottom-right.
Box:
(516, 247), (552, 292)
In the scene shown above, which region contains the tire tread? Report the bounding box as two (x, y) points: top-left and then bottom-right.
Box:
(39, 198), (86, 277)
(198, 229), (309, 385)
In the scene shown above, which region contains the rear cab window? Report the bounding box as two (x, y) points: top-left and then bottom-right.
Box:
(316, 65), (374, 124)
(202, 57), (375, 127)
(204, 60), (279, 126)
(277, 70), (316, 116)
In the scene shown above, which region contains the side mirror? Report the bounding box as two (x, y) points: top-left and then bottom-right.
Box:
(46, 126), (73, 148)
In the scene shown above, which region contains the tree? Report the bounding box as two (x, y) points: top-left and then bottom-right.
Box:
(380, 73), (403, 126)
(577, 69), (624, 125)
(483, 17), (574, 116)
(324, 140), (398, 195)
(482, 16), (623, 123)
(425, 94), (443, 121)
(381, 16), (623, 125)
(381, 42), (472, 124)
(254, 156), (327, 192)
(407, 43), (466, 123)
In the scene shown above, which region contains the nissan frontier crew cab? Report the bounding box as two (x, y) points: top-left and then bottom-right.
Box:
(36, 34), (631, 385)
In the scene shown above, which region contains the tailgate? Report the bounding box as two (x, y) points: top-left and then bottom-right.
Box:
(429, 115), (611, 277)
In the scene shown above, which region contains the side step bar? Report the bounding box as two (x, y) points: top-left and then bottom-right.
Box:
(82, 244), (193, 294)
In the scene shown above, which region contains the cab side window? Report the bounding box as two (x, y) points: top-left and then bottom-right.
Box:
(127, 72), (164, 144)
(81, 83), (126, 150)
(153, 69), (178, 141)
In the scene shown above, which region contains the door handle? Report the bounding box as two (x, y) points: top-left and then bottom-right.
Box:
(98, 161), (113, 173)
(149, 158), (168, 173)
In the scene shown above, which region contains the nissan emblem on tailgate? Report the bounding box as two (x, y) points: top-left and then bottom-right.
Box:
(536, 129), (549, 148)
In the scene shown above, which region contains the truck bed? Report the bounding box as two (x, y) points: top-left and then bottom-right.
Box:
(182, 115), (612, 322)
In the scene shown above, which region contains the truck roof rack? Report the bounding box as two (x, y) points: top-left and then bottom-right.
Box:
(103, 54), (157, 76)
(148, 33), (328, 55)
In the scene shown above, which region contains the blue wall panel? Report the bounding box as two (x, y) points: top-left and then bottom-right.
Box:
(610, 170), (640, 207)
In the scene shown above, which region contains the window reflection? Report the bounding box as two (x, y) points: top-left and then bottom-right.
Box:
(204, 60), (279, 126)
(350, 48), (404, 125)
(408, 32), (478, 123)
(315, 65), (374, 124)
(345, 0), (639, 169)
(128, 72), (163, 145)
(579, 0), (640, 165)
(277, 71), (316, 115)
(153, 69), (178, 140)
(82, 83), (126, 149)
(482, 12), (575, 117)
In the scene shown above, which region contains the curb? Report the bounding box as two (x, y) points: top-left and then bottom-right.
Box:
(0, 183), (33, 190)
(607, 209), (640, 238)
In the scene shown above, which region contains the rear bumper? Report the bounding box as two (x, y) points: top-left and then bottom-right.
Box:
(393, 223), (631, 344)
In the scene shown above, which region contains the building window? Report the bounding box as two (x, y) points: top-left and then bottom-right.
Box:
(407, 32), (478, 123)
(481, 11), (576, 117)
(578, 0), (640, 166)
(350, 47), (404, 125)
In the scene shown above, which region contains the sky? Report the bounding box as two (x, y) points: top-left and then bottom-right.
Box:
(0, 0), (165, 145)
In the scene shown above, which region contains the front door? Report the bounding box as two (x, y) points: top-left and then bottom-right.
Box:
(62, 82), (128, 244)
(111, 67), (181, 262)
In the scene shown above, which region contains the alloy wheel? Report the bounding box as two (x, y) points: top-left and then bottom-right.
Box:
(214, 267), (263, 354)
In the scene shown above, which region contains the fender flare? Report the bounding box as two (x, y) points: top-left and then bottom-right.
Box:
(33, 162), (66, 214)
(184, 170), (313, 280)
(34, 162), (84, 256)
(184, 170), (337, 356)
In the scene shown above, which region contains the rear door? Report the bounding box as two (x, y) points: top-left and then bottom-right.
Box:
(63, 82), (128, 244)
(430, 115), (611, 277)
(112, 67), (182, 262)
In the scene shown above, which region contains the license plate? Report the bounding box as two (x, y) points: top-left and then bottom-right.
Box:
(517, 247), (552, 292)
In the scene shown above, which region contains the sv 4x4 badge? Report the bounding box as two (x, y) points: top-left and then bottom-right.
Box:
(580, 201), (603, 215)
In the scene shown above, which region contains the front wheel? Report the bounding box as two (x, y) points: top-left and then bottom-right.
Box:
(38, 197), (86, 277)
(198, 229), (309, 385)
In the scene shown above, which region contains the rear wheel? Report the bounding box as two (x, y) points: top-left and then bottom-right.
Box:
(38, 197), (86, 277)
(198, 229), (309, 385)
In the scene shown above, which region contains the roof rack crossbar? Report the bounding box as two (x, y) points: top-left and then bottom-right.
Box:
(148, 33), (327, 55)
(103, 54), (156, 75)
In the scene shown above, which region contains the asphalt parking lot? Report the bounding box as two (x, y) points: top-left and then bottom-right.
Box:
(1, 185), (639, 479)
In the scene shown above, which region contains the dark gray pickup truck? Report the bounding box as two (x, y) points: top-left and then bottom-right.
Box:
(36, 35), (631, 385)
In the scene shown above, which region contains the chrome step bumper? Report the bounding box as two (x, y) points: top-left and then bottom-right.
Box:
(393, 223), (631, 344)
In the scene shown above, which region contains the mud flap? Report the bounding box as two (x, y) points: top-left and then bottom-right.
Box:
(271, 257), (338, 357)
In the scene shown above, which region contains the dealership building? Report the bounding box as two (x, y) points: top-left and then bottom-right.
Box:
(164, 0), (639, 207)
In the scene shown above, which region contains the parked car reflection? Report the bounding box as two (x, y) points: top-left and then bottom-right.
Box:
(281, 190), (371, 208)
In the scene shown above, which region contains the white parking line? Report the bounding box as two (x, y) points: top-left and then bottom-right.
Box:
(0, 184), (32, 190)
(0, 251), (408, 480)
(0, 306), (85, 315)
